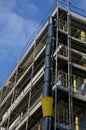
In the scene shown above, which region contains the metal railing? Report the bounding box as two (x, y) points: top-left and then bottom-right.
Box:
(56, 105), (86, 129)
(57, 71), (86, 96)
(59, 0), (86, 17)
(9, 97), (41, 130)
(59, 19), (86, 42)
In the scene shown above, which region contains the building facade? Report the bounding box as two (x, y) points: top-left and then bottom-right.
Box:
(0, 1), (86, 130)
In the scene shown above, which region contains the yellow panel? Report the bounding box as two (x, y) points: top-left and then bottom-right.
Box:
(81, 31), (85, 41)
(84, 78), (86, 83)
(75, 116), (79, 130)
(41, 96), (54, 117)
(74, 75), (77, 92)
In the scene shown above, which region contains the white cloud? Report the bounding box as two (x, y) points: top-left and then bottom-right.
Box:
(0, 0), (39, 82)
(0, 12), (38, 47)
(0, 0), (39, 55)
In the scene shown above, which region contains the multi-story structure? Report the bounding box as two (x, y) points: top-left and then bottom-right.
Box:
(0, 0), (86, 130)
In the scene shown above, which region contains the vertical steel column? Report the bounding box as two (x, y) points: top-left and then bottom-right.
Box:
(41, 16), (56, 130)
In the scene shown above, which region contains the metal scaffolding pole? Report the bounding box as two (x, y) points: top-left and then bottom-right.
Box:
(66, 0), (73, 128)
(54, 0), (59, 130)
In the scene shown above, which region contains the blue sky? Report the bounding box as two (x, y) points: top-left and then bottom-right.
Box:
(0, 0), (86, 87)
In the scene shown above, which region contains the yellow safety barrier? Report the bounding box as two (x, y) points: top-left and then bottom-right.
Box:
(41, 96), (54, 117)
(74, 75), (77, 92)
(75, 116), (79, 130)
(73, 76), (79, 130)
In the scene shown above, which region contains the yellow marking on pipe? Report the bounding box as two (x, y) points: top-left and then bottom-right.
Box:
(41, 96), (54, 117)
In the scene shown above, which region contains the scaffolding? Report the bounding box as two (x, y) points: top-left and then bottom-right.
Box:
(0, 0), (86, 130)
(54, 0), (86, 130)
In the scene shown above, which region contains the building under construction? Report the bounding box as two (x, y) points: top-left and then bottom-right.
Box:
(0, 0), (86, 130)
